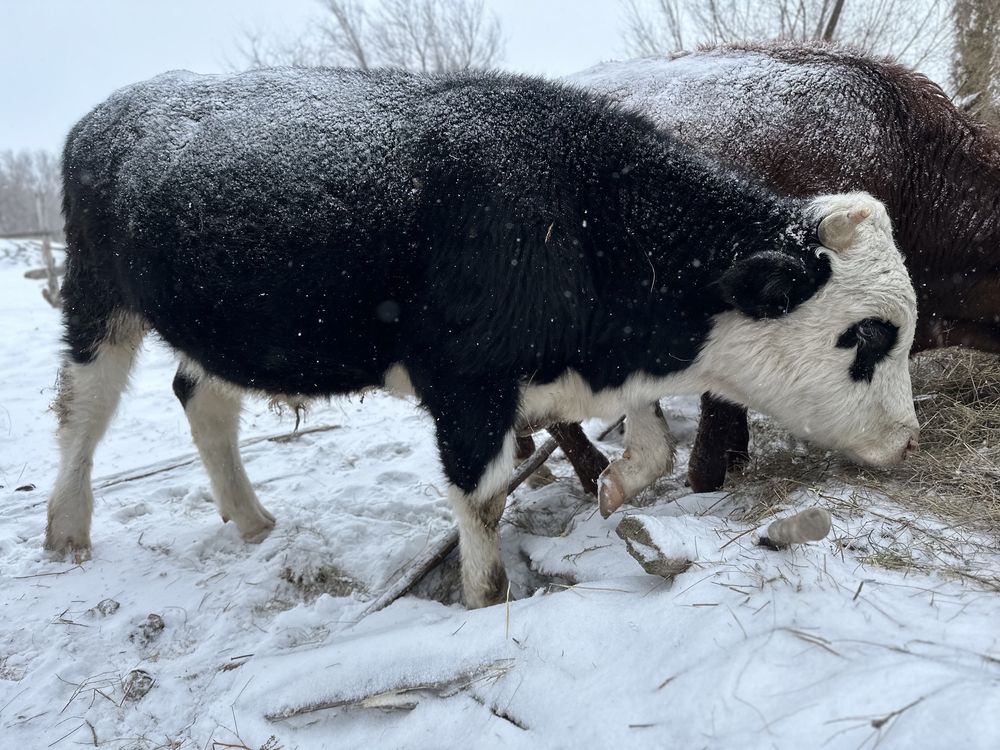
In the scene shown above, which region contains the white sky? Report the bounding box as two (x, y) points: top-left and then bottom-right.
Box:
(0, 0), (627, 153)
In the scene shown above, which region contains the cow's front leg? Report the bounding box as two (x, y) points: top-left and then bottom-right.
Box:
(598, 402), (676, 517)
(422, 376), (519, 608)
(449, 484), (511, 608)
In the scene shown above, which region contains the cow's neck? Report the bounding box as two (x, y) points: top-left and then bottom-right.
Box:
(585, 146), (807, 378)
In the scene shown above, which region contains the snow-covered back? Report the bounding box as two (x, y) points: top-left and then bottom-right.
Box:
(568, 49), (890, 181)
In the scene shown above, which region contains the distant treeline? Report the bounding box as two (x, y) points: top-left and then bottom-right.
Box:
(0, 149), (64, 239)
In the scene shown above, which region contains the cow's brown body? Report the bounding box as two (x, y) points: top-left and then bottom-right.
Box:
(567, 42), (1000, 491)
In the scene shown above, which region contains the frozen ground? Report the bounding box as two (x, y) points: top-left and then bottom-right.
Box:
(2, 242), (1000, 749)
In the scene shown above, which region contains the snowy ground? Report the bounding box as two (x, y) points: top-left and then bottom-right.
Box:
(3, 242), (1000, 749)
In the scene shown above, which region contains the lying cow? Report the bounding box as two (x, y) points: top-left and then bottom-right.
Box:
(46, 68), (918, 608)
(571, 41), (1000, 492)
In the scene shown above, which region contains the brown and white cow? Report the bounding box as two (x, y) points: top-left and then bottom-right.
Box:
(567, 41), (1000, 494)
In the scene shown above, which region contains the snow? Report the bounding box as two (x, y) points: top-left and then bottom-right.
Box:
(3, 251), (1000, 746)
(567, 49), (890, 180)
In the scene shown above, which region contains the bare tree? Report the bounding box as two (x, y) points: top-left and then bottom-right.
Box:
(952, 0), (1000, 125)
(0, 149), (62, 238)
(237, 0), (503, 72)
(622, 0), (952, 74)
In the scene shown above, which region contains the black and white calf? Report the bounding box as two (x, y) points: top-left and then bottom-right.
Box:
(47, 68), (919, 608)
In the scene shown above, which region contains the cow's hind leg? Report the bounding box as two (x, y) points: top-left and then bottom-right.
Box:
(172, 366), (275, 540)
(688, 394), (749, 493)
(46, 313), (144, 560)
(423, 378), (519, 609)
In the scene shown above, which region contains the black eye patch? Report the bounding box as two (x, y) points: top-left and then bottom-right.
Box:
(836, 318), (899, 382)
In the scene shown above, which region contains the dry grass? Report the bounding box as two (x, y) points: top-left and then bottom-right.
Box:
(885, 349), (1000, 527)
(727, 348), (1000, 584)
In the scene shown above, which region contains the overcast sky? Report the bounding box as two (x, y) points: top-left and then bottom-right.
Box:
(0, 0), (627, 154)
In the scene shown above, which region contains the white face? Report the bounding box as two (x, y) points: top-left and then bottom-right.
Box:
(699, 192), (919, 467)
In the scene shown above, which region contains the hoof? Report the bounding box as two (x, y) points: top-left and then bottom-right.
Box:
(687, 465), (726, 494)
(239, 518), (275, 543)
(463, 565), (510, 609)
(598, 462), (628, 518)
(44, 528), (92, 564)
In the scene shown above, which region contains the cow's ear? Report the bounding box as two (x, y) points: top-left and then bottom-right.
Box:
(818, 207), (871, 252)
(718, 250), (828, 319)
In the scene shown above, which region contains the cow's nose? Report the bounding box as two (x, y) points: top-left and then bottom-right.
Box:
(902, 434), (919, 459)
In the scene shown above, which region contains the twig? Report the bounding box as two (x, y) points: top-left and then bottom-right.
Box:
(356, 421), (625, 617)
(870, 696), (924, 730)
(265, 660), (514, 721)
(780, 627), (842, 658)
(0, 686), (29, 717)
(358, 532), (458, 618)
(598, 415), (627, 441)
(95, 424), (340, 489)
(507, 437), (559, 491)
(13, 565), (83, 580)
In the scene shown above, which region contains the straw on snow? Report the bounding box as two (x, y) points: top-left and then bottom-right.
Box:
(727, 348), (1000, 583)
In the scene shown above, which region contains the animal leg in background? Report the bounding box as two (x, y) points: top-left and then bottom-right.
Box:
(598, 403), (676, 517)
(546, 422), (609, 495)
(172, 366), (276, 540)
(515, 423), (608, 493)
(687, 394), (750, 493)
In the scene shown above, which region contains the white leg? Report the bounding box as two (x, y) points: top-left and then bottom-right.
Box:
(599, 402), (676, 517)
(46, 336), (141, 559)
(450, 432), (515, 609)
(177, 370), (275, 540)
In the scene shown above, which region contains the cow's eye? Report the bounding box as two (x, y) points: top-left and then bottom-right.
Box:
(836, 318), (899, 382)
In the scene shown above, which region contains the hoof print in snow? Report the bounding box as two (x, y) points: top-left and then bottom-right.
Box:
(122, 669), (154, 701)
(757, 508), (832, 550)
(89, 598), (121, 617)
(281, 566), (364, 601)
(14, 483), (35, 492)
(131, 613), (165, 644)
(615, 515), (691, 580)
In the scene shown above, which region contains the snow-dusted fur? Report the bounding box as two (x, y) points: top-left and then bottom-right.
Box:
(45, 317), (144, 558)
(572, 42), (1000, 492)
(49, 68), (917, 608)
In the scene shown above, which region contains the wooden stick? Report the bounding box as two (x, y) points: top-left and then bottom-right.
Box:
(507, 436), (559, 493)
(95, 424), (341, 489)
(359, 441), (556, 617)
(360, 415), (627, 617)
(598, 415), (627, 441)
(265, 659), (514, 721)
